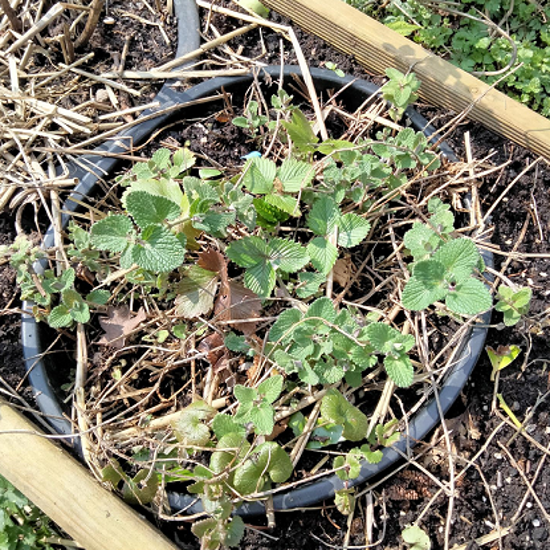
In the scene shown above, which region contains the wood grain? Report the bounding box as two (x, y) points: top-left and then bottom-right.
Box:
(0, 398), (179, 550)
(262, 0), (550, 160)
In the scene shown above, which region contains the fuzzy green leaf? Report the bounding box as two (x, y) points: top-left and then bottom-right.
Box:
(281, 109), (319, 153)
(404, 222), (441, 260)
(48, 304), (73, 328)
(226, 236), (269, 268)
(174, 266), (218, 319)
(91, 215), (134, 253)
(211, 414), (246, 440)
(86, 289), (110, 305)
(132, 225), (185, 272)
(277, 158), (315, 193)
(401, 260), (448, 311)
(269, 238), (309, 273)
(249, 402), (275, 435)
(224, 516), (245, 548)
(126, 191), (181, 229)
(337, 214), (370, 248)
(224, 333), (250, 353)
(234, 385), (256, 404)
(445, 278), (492, 315)
(243, 158), (276, 194)
(366, 323), (415, 354)
(334, 488), (355, 515)
(307, 236), (338, 274)
(402, 525), (431, 550)
(172, 401), (216, 447)
(257, 374), (283, 404)
(320, 389), (368, 441)
(434, 238), (480, 283)
(307, 297), (337, 324)
(263, 194), (300, 217)
(269, 308), (303, 343)
(308, 196), (340, 236)
(296, 272), (325, 298)
(384, 353), (414, 387)
(243, 261), (276, 297)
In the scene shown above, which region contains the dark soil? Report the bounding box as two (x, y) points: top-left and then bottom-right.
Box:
(1, 3), (549, 550)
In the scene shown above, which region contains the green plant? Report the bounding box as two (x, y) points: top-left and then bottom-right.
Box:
(381, 68), (421, 121)
(402, 524), (431, 550)
(9, 82), (497, 550)
(494, 284), (532, 326)
(347, 0), (550, 116)
(232, 100), (269, 136)
(0, 474), (66, 549)
(401, 199), (492, 315)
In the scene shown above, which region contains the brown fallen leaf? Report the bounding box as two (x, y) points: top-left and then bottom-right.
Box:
(215, 280), (261, 335)
(197, 332), (224, 365)
(333, 255), (352, 287)
(198, 248), (227, 278)
(98, 306), (147, 350)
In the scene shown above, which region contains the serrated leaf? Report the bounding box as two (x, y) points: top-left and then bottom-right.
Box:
(172, 401), (216, 447)
(277, 158), (315, 192)
(281, 109), (319, 153)
(244, 261), (276, 297)
(86, 289), (110, 305)
(320, 388), (368, 441)
(269, 308), (303, 343)
(445, 278), (492, 315)
(269, 238), (309, 273)
(402, 260), (448, 311)
(263, 194), (300, 217)
(434, 238), (479, 283)
(243, 158), (276, 194)
(384, 353), (414, 387)
(224, 333), (250, 353)
(132, 225), (185, 272)
(126, 191), (181, 228)
(234, 384), (256, 404)
(308, 196), (340, 236)
(315, 359), (345, 384)
(48, 304), (73, 328)
(151, 147), (171, 168)
(224, 516), (245, 548)
(249, 402), (275, 435)
(307, 236), (338, 274)
(174, 266), (218, 318)
(296, 272), (325, 298)
(307, 297), (337, 324)
(212, 414), (246, 439)
(226, 236), (269, 268)
(334, 489), (355, 515)
(404, 223), (441, 260)
(337, 213), (370, 248)
(91, 215), (135, 253)
(366, 323), (415, 354)
(258, 375), (283, 404)
(193, 211), (236, 237)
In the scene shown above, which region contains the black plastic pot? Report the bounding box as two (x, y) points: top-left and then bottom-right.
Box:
(21, 57), (492, 514)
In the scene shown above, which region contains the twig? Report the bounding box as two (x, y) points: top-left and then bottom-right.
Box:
(74, 0), (105, 49)
(0, 0), (21, 33)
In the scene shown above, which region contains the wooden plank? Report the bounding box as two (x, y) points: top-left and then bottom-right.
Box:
(262, 0), (550, 160)
(0, 398), (179, 550)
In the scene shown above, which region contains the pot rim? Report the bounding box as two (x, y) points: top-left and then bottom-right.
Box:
(21, 65), (492, 516)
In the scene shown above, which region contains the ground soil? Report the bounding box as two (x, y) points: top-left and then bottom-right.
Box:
(1, 3), (549, 550)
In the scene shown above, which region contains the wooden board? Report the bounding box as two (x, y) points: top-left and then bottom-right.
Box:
(262, 0), (550, 160)
(0, 398), (179, 550)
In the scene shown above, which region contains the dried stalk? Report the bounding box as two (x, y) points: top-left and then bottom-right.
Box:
(74, 0), (105, 49)
(0, 0), (21, 33)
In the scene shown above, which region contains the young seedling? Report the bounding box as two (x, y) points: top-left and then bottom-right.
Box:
(494, 284), (532, 326)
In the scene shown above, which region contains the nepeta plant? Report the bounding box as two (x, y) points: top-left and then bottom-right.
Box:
(402, 199), (491, 315)
(495, 285), (532, 326)
(381, 68), (421, 121)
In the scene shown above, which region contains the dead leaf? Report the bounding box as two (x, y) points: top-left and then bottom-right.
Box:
(215, 280), (261, 335)
(174, 266), (219, 319)
(98, 306), (147, 350)
(198, 248), (227, 278)
(333, 255), (352, 287)
(197, 332), (224, 365)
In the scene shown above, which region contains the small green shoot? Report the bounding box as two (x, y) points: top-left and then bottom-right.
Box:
(494, 285), (532, 326)
(402, 524), (431, 550)
(381, 68), (421, 122)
